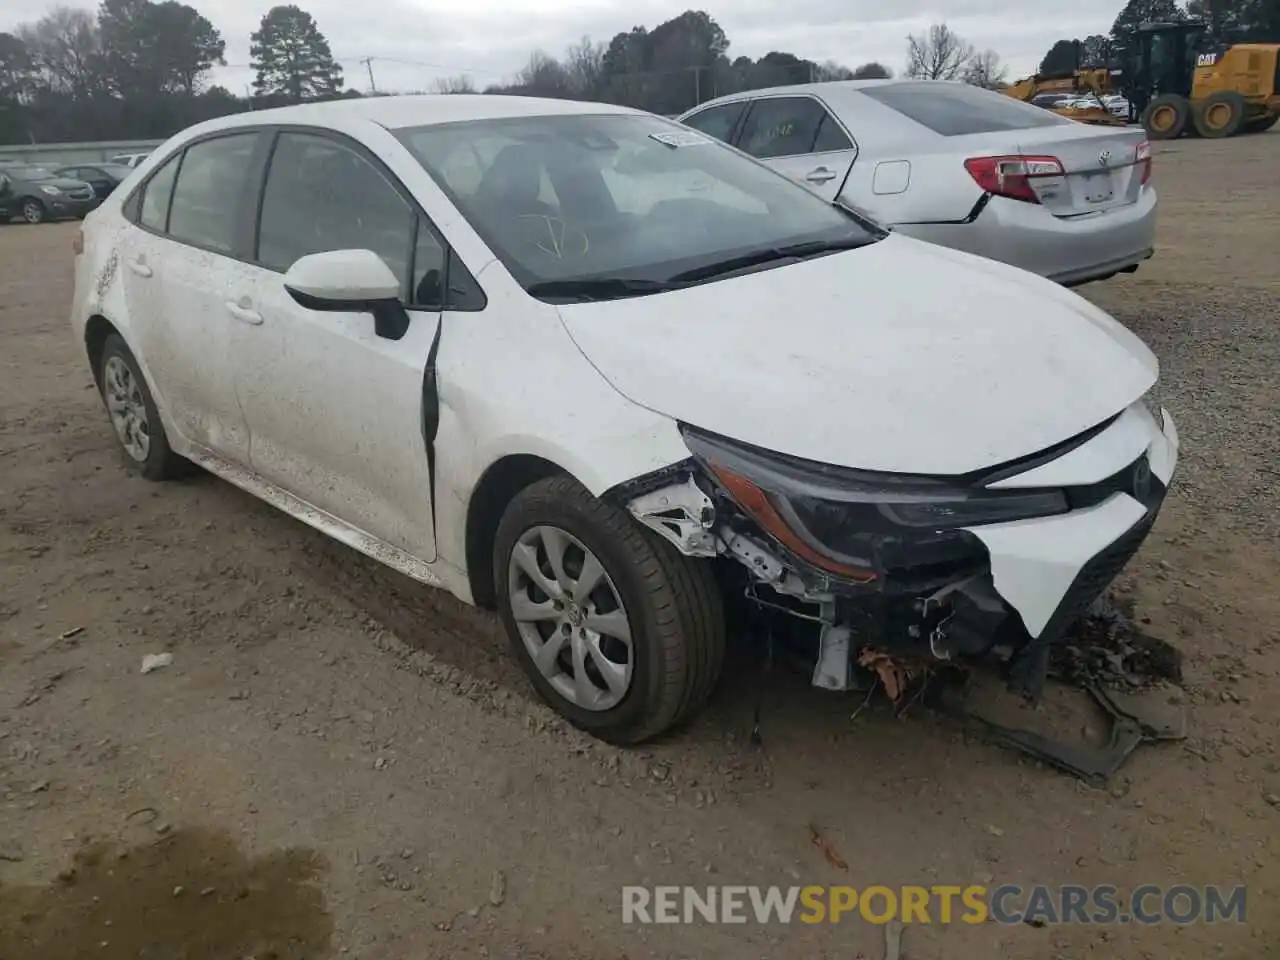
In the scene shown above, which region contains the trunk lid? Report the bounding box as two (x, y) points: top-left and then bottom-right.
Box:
(1015, 125), (1147, 217)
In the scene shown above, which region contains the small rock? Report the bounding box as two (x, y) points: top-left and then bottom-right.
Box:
(140, 653), (173, 675)
(29, 780), (50, 794)
(200, 887), (216, 897)
(0, 841), (24, 862)
(374, 757), (387, 771)
(467, 906), (480, 918)
(172, 886), (184, 897)
(1263, 793), (1280, 808)
(489, 869), (506, 906)
(986, 825), (1005, 837)
(400, 848), (414, 860)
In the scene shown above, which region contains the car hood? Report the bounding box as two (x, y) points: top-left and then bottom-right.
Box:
(22, 177), (89, 190)
(555, 234), (1158, 475)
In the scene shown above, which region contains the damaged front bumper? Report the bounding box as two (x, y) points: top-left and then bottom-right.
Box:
(621, 400), (1179, 700)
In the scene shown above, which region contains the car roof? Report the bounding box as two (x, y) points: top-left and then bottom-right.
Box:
(678, 77), (900, 116)
(193, 94), (644, 137)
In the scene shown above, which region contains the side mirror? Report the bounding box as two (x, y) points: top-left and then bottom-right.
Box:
(283, 249), (409, 340)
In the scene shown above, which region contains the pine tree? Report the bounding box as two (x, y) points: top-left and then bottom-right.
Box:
(250, 5), (342, 102)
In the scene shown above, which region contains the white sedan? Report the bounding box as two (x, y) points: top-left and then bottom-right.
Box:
(71, 94), (1179, 743)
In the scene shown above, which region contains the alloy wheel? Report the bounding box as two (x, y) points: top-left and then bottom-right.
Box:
(22, 200), (44, 224)
(103, 355), (150, 462)
(507, 524), (634, 711)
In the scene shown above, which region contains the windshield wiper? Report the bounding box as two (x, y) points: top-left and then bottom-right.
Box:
(526, 277), (682, 303)
(668, 236), (870, 285)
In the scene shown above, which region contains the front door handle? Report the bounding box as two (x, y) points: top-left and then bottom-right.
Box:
(805, 167), (838, 184)
(225, 300), (263, 325)
(125, 257), (152, 278)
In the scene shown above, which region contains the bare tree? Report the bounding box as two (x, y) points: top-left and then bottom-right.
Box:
(563, 36), (604, 96)
(433, 74), (475, 94)
(515, 50), (573, 97)
(813, 60), (855, 81)
(905, 23), (974, 81)
(963, 49), (1007, 88)
(17, 6), (102, 97)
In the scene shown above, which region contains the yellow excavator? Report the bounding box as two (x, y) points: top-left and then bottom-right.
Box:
(1128, 21), (1280, 138)
(1003, 68), (1127, 126)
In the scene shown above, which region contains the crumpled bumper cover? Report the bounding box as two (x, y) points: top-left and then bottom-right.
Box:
(964, 404), (1178, 641)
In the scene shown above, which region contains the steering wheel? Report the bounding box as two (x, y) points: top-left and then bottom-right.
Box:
(510, 214), (589, 261)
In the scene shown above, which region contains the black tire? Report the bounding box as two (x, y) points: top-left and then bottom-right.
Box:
(494, 475), (725, 745)
(98, 333), (187, 481)
(1244, 114), (1277, 134)
(1193, 91), (1247, 138)
(1142, 94), (1190, 140)
(20, 198), (45, 224)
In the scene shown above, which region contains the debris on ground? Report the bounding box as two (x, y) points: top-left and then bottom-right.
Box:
(1054, 593), (1183, 689)
(59, 626), (85, 640)
(140, 653), (173, 675)
(857, 649), (911, 704)
(488, 869), (506, 907)
(808, 825), (848, 872)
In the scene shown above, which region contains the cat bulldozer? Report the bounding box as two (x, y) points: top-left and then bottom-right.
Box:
(1129, 20), (1280, 139)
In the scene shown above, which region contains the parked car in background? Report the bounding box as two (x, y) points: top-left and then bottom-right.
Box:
(108, 152), (151, 168)
(54, 163), (135, 199)
(70, 94), (1178, 744)
(679, 79), (1156, 286)
(0, 164), (99, 223)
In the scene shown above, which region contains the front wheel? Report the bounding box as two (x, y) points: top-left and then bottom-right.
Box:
(1142, 94), (1190, 140)
(494, 475), (725, 744)
(21, 199), (45, 224)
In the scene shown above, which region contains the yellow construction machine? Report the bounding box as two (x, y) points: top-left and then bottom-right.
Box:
(1129, 21), (1280, 139)
(1003, 67), (1128, 127)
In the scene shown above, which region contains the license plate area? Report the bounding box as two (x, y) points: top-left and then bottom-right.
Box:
(1079, 171), (1114, 205)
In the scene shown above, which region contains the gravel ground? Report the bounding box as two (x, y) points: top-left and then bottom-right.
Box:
(0, 130), (1278, 960)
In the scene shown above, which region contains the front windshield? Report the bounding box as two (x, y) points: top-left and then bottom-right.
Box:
(396, 113), (878, 298)
(4, 166), (53, 181)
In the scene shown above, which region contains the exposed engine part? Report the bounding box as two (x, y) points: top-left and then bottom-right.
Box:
(626, 475), (718, 557)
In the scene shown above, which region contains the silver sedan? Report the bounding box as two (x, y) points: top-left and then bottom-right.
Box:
(678, 79), (1156, 286)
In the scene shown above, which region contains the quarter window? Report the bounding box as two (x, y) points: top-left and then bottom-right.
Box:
(167, 133), (260, 253)
(138, 153), (180, 232)
(738, 97), (850, 159)
(682, 102), (746, 144)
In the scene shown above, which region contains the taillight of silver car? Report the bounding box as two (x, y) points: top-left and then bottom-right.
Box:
(1136, 140), (1152, 185)
(963, 155), (1064, 204)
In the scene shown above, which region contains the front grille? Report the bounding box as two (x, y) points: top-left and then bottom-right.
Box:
(1039, 512), (1154, 644)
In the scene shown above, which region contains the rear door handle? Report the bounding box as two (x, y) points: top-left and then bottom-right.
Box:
(125, 257), (152, 278)
(805, 167), (838, 184)
(225, 300), (263, 325)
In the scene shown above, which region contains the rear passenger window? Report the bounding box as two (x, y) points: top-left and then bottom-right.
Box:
(167, 134), (259, 253)
(738, 97), (848, 159)
(138, 153), (180, 231)
(682, 102), (746, 144)
(257, 132), (413, 291)
(861, 82), (1073, 135)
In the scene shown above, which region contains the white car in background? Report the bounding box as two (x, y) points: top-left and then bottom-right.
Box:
(70, 94), (1178, 743)
(107, 152), (151, 168)
(679, 79), (1156, 287)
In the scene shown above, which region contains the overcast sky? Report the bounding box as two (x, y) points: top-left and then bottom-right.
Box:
(3, 0), (1124, 94)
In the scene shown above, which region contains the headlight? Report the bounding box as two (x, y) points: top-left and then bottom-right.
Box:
(40, 185), (61, 196)
(682, 426), (1068, 581)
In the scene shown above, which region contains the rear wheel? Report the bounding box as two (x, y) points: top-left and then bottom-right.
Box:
(494, 475), (725, 744)
(1142, 94), (1190, 140)
(21, 198), (45, 224)
(1193, 91), (1247, 138)
(99, 334), (186, 481)
(1244, 114), (1277, 134)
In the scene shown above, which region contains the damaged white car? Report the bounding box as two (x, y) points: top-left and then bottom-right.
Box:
(70, 95), (1179, 744)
